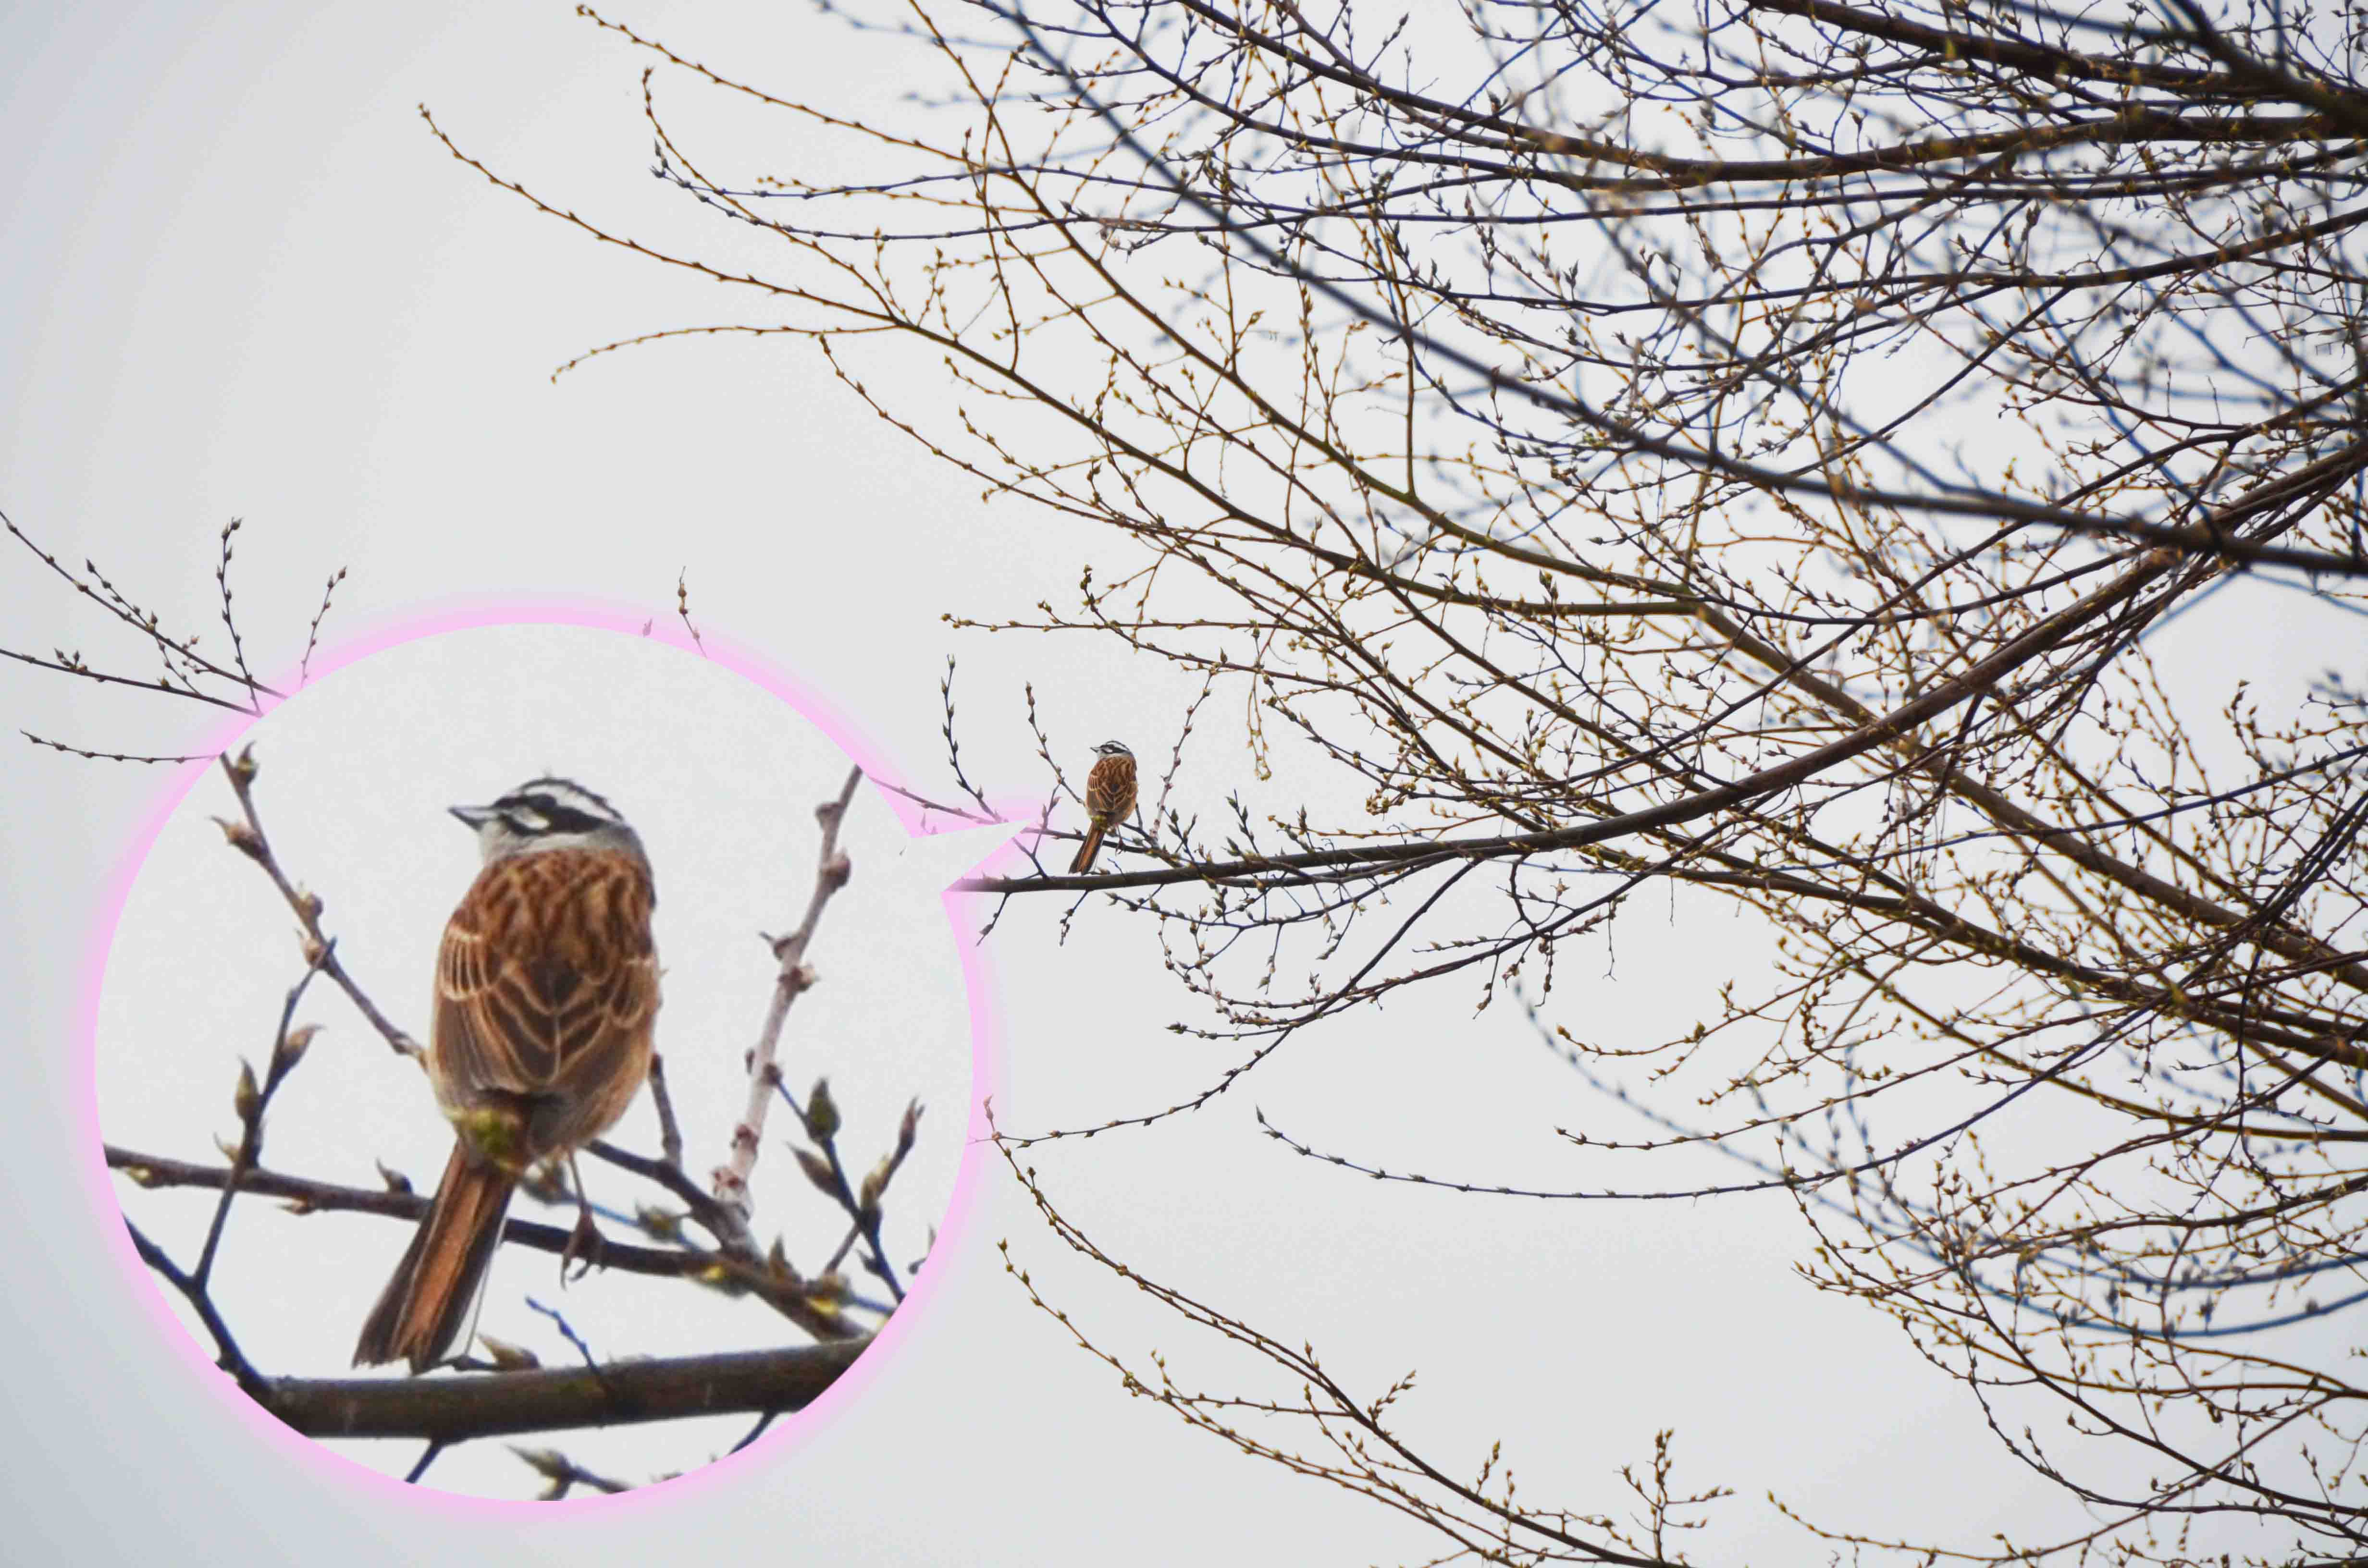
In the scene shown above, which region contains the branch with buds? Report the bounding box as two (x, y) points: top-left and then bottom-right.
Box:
(211, 747), (420, 1058)
(192, 938), (331, 1291)
(789, 1084), (925, 1304)
(4, 508), (344, 748)
(710, 764), (863, 1236)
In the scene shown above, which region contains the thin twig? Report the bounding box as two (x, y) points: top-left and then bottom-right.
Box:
(191, 942), (331, 1290)
(111, 1142), (870, 1340)
(213, 747), (421, 1057)
(19, 731), (205, 765)
(729, 1409), (779, 1453)
(298, 566), (347, 685)
(786, 1081), (918, 1304)
(126, 1219), (266, 1396)
(647, 1054), (686, 1170)
(526, 1299), (603, 1370)
(675, 569), (707, 656)
(213, 518), (260, 712)
(712, 764), (863, 1228)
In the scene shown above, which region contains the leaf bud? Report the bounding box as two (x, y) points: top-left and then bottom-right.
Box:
(806, 1078), (841, 1141)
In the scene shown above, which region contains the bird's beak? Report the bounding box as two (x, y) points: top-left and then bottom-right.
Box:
(449, 804), (498, 830)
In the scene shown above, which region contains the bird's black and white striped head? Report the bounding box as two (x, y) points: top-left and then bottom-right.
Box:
(450, 777), (647, 868)
(1092, 739), (1132, 759)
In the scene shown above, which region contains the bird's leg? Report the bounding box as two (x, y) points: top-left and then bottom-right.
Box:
(559, 1152), (607, 1283)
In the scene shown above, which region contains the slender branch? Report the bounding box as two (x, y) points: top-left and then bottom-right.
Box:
(191, 943), (331, 1290)
(125, 1219), (266, 1397)
(646, 1053), (686, 1169)
(712, 764), (863, 1227)
(963, 549), (2173, 894)
(109, 1142), (870, 1342)
(212, 747), (421, 1057)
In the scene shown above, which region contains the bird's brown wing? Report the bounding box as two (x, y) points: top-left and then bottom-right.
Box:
(433, 847), (659, 1158)
(1085, 752), (1137, 824)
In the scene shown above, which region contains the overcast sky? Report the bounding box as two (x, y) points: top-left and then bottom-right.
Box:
(2, 0), (2347, 1559)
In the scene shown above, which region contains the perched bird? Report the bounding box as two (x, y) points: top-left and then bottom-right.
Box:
(1071, 740), (1137, 875)
(354, 777), (659, 1373)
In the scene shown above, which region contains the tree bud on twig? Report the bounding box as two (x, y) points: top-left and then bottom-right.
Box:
(233, 1060), (260, 1123)
(226, 745), (258, 785)
(822, 851), (852, 890)
(478, 1335), (541, 1372)
(898, 1097), (924, 1155)
(793, 1146), (838, 1198)
(212, 817), (265, 860)
(510, 1447), (568, 1481)
(858, 1156), (891, 1220)
(273, 1023), (320, 1075)
(806, 1078), (841, 1141)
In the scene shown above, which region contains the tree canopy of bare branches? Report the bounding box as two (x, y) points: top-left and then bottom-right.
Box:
(419, 0), (2368, 1556)
(10, 0), (2366, 1550)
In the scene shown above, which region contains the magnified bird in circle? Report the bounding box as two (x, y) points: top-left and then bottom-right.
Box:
(354, 777), (659, 1374)
(1070, 740), (1137, 875)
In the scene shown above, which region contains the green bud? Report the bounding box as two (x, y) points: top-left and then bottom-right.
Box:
(807, 1078), (841, 1142)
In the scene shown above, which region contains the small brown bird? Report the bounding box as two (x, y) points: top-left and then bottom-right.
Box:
(1071, 740), (1137, 874)
(354, 778), (660, 1374)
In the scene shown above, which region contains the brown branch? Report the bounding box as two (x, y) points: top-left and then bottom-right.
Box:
(108, 1143), (866, 1342)
(965, 549), (2175, 893)
(263, 1338), (870, 1441)
(712, 764), (863, 1228)
(212, 747), (421, 1057)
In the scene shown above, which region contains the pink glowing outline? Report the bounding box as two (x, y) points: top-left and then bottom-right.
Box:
(76, 594), (1036, 1513)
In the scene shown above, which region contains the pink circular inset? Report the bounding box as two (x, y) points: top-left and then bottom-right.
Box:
(82, 598), (1031, 1508)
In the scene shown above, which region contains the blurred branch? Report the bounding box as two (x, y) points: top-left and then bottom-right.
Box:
(264, 1338), (869, 1441)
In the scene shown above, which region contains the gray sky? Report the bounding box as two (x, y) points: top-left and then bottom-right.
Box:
(2, 0), (2341, 1558)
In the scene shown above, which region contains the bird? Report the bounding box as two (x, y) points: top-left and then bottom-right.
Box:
(353, 777), (660, 1373)
(1071, 740), (1137, 874)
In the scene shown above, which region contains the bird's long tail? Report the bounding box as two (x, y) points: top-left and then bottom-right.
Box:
(353, 1140), (517, 1373)
(1070, 820), (1109, 875)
